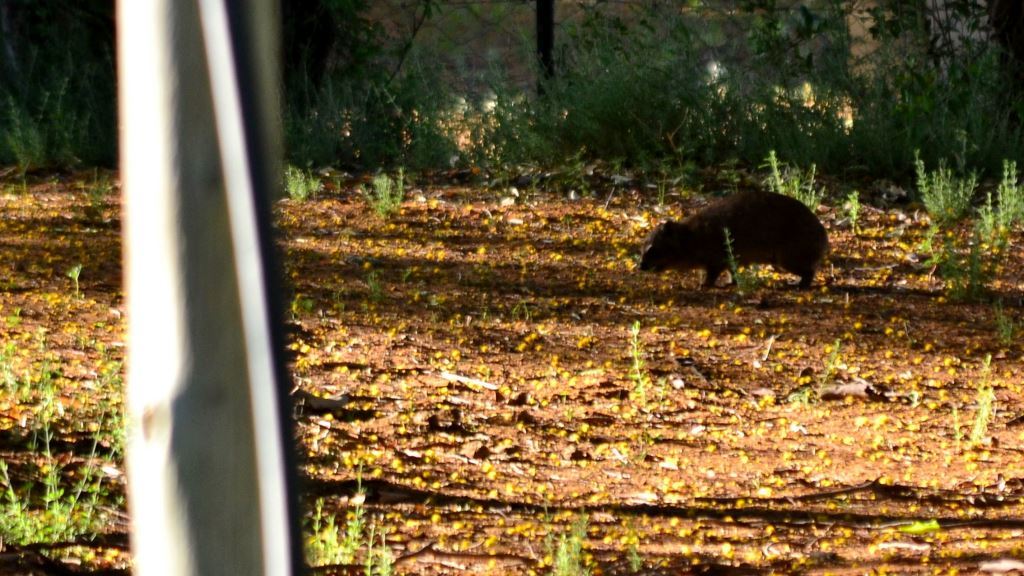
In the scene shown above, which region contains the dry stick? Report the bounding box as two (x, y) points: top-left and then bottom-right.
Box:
(762, 334), (777, 362)
(391, 541), (529, 570)
(439, 371), (499, 391)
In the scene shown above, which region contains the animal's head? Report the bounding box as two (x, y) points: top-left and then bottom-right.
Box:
(638, 221), (688, 272)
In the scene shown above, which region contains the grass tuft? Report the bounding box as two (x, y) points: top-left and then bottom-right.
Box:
(763, 150), (822, 209)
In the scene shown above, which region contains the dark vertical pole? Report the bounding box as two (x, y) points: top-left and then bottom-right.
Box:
(537, 0), (554, 94)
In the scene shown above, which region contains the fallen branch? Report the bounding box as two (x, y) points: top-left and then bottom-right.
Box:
(439, 371), (499, 391)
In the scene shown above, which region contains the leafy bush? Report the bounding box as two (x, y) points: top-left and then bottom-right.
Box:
(914, 152), (977, 224)
(285, 62), (460, 171)
(271, 0), (1024, 179)
(364, 169), (405, 218)
(284, 166), (321, 201)
(0, 5), (116, 169)
(763, 150), (822, 209)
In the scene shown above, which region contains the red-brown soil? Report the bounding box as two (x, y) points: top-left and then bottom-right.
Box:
(2, 171), (1024, 575)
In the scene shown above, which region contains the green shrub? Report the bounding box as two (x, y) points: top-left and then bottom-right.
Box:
(914, 151), (977, 224)
(763, 150), (822, 209)
(284, 166), (321, 201)
(285, 62), (460, 171)
(365, 170), (405, 218)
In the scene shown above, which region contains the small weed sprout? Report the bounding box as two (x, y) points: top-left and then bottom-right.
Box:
(927, 222), (996, 303)
(723, 228), (759, 293)
(308, 476), (380, 569)
(940, 225), (991, 302)
(66, 264), (82, 298)
(993, 301), (1017, 347)
(996, 160), (1024, 228)
(952, 404), (963, 452)
(84, 170), (113, 220)
(818, 339), (842, 393)
(914, 151), (977, 224)
(0, 360), (108, 545)
(307, 499), (341, 565)
(562, 149), (592, 197)
(285, 165), (321, 201)
(290, 294), (315, 319)
(764, 150), (822, 209)
(0, 343), (19, 394)
(5, 98), (46, 176)
(551, 516), (591, 576)
(978, 159), (1023, 245)
(970, 355), (996, 446)
(625, 522), (643, 573)
(656, 179), (668, 207)
(366, 271), (384, 303)
(511, 300), (532, 322)
(977, 190), (1001, 246)
(845, 190), (861, 233)
(629, 321), (650, 407)
(364, 523), (395, 576)
(366, 169), (405, 218)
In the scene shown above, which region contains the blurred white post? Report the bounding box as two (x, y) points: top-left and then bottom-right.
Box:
(118, 0), (301, 574)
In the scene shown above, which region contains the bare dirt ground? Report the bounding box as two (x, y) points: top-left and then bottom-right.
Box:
(2, 170), (1024, 574)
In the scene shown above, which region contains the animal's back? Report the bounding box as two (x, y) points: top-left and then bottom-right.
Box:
(645, 191), (829, 288)
(691, 192), (829, 263)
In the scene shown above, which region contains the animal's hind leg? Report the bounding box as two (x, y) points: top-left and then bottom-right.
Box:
(703, 265), (725, 288)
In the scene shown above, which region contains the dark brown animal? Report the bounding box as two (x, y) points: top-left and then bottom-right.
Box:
(639, 191), (829, 288)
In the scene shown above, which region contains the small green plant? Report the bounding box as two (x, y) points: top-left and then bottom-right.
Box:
(306, 472), (394, 572)
(656, 180), (668, 207)
(364, 523), (395, 576)
(937, 224), (992, 302)
(977, 189), (1001, 247)
(0, 343), (21, 395)
(560, 148), (591, 197)
(550, 515), (591, 576)
(628, 321), (651, 407)
(290, 294), (315, 319)
(84, 170), (113, 221)
(845, 190), (861, 233)
(5, 97), (47, 176)
(66, 264), (83, 298)
(0, 362), (109, 546)
(970, 355), (995, 446)
(307, 497), (366, 566)
(818, 339), (842, 393)
(993, 301), (1018, 347)
(366, 271), (384, 303)
(625, 522), (643, 573)
(723, 228), (760, 293)
(511, 300), (532, 322)
(914, 151), (977, 224)
(365, 169), (405, 218)
(764, 150), (822, 209)
(5, 307), (22, 328)
(952, 404), (963, 452)
(284, 165), (321, 201)
(978, 159), (1023, 245)
(995, 160), (1024, 228)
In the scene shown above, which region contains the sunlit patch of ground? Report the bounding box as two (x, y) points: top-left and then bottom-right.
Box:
(2, 171), (1023, 574)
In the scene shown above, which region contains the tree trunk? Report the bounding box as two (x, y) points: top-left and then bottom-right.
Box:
(118, 0), (302, 573)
